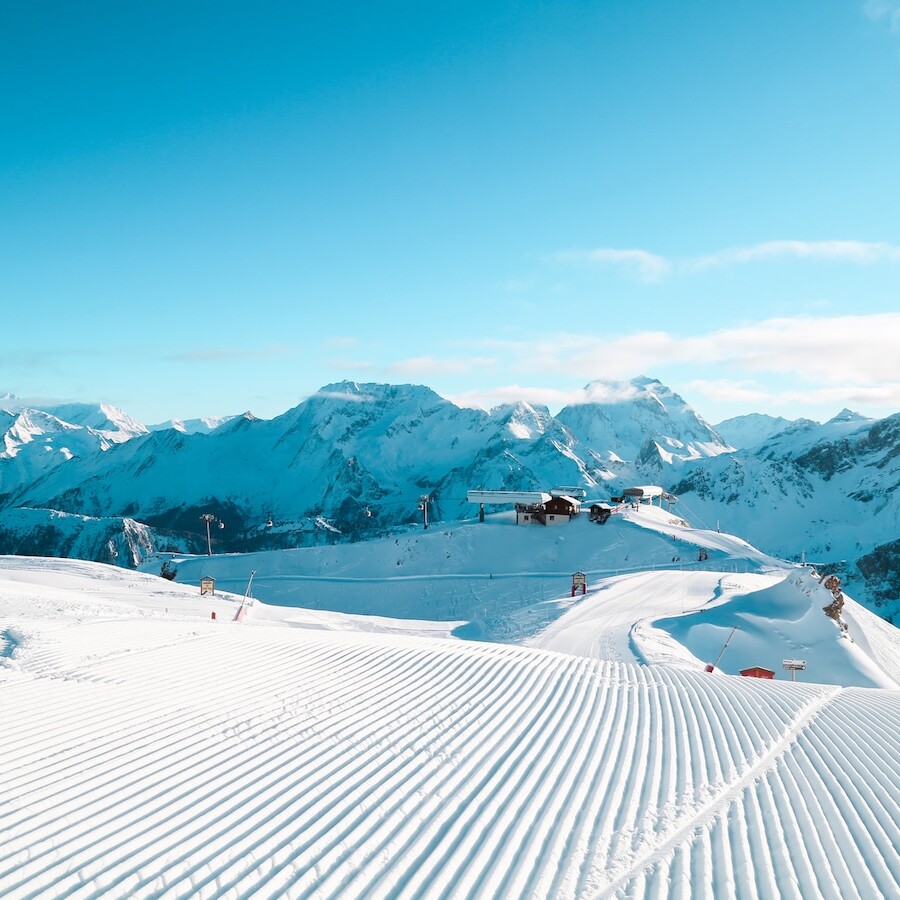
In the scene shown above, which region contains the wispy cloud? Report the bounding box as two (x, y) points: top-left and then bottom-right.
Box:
(554, 240), (900, 280)
(447, 384), (589, 411)
(327, 314), (900, 418)
(464, 313), (900, 390)
(683, 314), (900, 384)
(0, 391), (76, 411)
(864, 0), (900, 32)
(556, 313), (900, 384)
(553, 247), (672, 282)
(310, 389), (376, 403)
(689, 240), (900, 271)
(680, 379), (775, 407)
(687, 378), (900, 414)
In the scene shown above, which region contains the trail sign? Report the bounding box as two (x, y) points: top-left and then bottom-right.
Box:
(571, 572), (587, 596)
(783, 658), (807, 682)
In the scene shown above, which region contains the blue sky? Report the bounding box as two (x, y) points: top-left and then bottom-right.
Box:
(2, 0), (900, 424)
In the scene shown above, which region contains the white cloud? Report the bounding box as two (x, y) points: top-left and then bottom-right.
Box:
(362, 314), (900, 419)
(864, 0), (900, 32)
(552, 248), (671, 282)
(688, 240), (900, 271)
(687, 378), (900, 414)
(553, 240), (900, 280)
(687, 313), (900, 383)
(682, 379), (775, 406)
(310, 390), (375, 403)
(581, 381), (644, 404)
(467, 312), (900, 393)
(447, 384), (588, 411)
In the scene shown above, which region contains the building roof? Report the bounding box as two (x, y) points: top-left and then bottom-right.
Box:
(467, 490), (552, 505)
(623, 485), (664, 498)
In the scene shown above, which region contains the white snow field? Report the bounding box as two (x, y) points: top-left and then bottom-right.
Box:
(2, 506), (900, 898)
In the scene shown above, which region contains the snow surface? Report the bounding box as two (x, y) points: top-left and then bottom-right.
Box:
(2, 505), (900, 897)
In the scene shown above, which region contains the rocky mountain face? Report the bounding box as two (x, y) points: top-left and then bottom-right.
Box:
(0, 507), (172, 567)
(2, 381), (898, 621)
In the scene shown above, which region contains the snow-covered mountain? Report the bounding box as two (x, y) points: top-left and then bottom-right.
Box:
(3, 379), (698, 550)
(0, 376), (729, 535)
(0, 397), (146, 481)
(33, 401), (148, 441)
(0, 507), (172, 567)
(714, 412), (808, 449)
(557, 376), (732, 467)
(148, 414), (235, 434)
(1, 378), (898, 622)
(672, 411), (900, 619)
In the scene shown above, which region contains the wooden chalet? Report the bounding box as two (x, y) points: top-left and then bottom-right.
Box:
(538, 495), (580, 525)
(515, 495), (581, 526)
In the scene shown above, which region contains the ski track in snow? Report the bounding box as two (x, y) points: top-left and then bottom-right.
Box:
(2, 617), (898, 899)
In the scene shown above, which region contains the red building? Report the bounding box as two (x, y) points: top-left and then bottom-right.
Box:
(740, 666), (775, 679)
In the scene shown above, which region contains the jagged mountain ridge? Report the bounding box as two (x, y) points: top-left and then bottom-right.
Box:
(557, 376), (730, 466)
(2, 378), (898, 620)
(714, 412), (809, 450)
(1, 377), (726, 549)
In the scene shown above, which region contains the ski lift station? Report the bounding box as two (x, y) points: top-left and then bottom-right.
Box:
(622, 485), (677, 507)
(467, 484), (676, 526)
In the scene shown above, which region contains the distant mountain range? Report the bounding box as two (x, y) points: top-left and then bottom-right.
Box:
(1, 378), (898, 619)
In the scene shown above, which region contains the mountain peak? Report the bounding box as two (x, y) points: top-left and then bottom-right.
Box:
(559, 376), (729, 466)
(826, 408), (868, 425)
(313, 381), (444, 407)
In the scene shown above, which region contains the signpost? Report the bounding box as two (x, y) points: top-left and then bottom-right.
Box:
(571, 572), (586, 597)
(783, 659), (807, 682)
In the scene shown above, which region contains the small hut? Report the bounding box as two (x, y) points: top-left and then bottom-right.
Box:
(740, 666), (775, 679)
(589, 503), (613, 524)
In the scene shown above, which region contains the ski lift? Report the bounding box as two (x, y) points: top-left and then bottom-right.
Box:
(266, 516), (274, 527)
(364, 506), (372, 518)
(218, 521), (225, 529)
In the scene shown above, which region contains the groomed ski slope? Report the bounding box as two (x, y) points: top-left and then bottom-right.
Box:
(1, 565), (899, 899)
